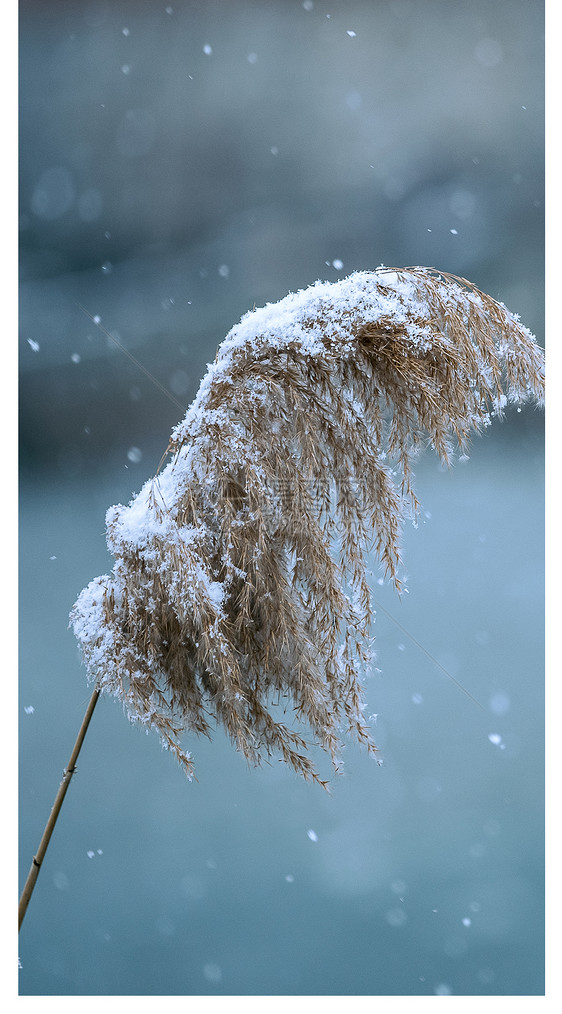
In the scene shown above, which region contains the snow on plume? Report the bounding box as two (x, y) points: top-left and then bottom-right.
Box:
(70, 267), (544, 785)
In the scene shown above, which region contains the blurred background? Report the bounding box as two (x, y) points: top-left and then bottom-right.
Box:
(19, 0), (544, 997)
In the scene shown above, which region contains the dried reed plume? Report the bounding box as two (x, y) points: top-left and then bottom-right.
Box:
(70, 267), (544, 786)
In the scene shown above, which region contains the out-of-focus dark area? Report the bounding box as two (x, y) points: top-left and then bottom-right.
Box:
(19, 0), (544, 479)
(19, 0), (544, 998)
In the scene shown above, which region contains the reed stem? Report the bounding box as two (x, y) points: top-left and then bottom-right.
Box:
(18, 688), (100, 930)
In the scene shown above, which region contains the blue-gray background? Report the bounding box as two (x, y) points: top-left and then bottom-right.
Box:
(19, 0), (544, 997)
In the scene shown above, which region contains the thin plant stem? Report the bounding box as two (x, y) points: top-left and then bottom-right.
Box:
(18, 688), (100, 930)
(371, 596), (485, 710)
(75, 303), (186, 413)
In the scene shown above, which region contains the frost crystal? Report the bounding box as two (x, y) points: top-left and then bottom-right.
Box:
(70, 268), (544, 785)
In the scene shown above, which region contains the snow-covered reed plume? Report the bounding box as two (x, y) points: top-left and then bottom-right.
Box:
(71, 267), (544, 786)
